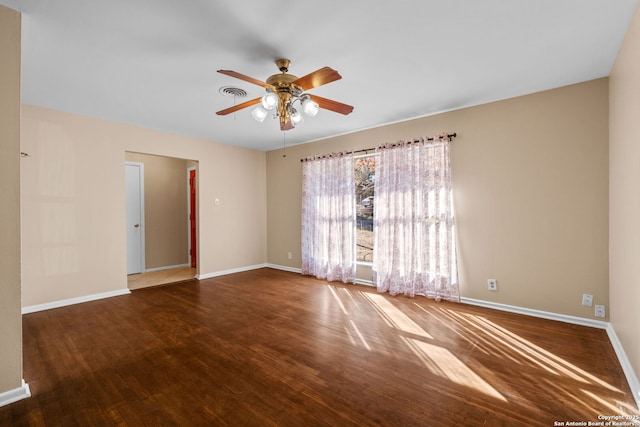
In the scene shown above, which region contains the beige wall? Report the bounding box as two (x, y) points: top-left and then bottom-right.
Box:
(0, 5), (23, 395)
(125, 152), (190, 269)
(21, 105), (267, 307)
(267, 78), (609, 320)
(610, 3), (640, 398)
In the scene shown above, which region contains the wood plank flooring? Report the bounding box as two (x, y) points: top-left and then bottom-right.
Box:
(2, 268), (638, 426)
(127, 267), (196, 290)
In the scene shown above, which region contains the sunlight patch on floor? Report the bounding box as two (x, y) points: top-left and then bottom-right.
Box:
(363, 293), (433, 339)
(581, 389), (639, 416)
(327, 286), (371, 350)
(359, 292), (507, 401)
(427, 306), (633, 412)
(414, 303), (522, 363)
(326, 288), (632, 411)
(344, 325), (358, 347)
(458, 312), (622, 393)
(350, 320), (372, 351)
(328, 285), (349, 315)
(337, 286), (362, 310)
(402, 336), (507, 402)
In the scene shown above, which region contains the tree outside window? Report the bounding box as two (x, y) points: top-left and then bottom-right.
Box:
(355, 156), (375, 263)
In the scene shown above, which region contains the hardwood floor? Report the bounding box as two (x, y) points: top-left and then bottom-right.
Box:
(2, 268), (637, 426)
(127, 266), (197, 290)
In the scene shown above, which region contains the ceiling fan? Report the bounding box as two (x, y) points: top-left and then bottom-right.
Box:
(216, 59), (354, 131)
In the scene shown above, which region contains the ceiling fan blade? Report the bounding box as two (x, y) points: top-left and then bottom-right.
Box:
(216, 97), (261, 116)
(217, 70), (274, 89)
(310, 95), (354, 115)
(293, 67), (342, 90)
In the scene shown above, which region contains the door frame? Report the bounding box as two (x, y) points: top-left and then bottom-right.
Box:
(125, 161), (146, 274)
(187, 166), (197, 269)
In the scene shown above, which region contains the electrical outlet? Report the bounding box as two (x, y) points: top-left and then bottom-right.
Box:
(287, 252), (292, 260)
(595, 305), (606, 318)
(581, 293), (593, 307)
(487, 279), (498, 291)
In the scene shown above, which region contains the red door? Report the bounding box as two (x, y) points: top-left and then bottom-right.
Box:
(189, 169), (197, 268)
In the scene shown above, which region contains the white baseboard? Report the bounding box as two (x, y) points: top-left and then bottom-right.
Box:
(0, 380), (30, 408)
(266, 263), (302, 274)
(21, 289), (131, 314)
(144, 263), (190, 273)
(461, 297), (609, 329)
(197, 263), (268, 280)
(605, 324), (640, 410)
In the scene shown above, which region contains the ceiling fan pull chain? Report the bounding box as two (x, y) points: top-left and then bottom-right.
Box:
(282, 131), (287, 158)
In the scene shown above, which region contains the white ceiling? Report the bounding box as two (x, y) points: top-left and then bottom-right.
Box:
(2, 0), (637, 151)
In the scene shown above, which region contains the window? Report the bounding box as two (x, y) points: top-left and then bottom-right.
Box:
(355, 155), (375, 263)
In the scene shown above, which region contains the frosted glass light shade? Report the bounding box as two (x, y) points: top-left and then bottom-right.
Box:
(261, 92), (278, 110)
(251, 106), (268, 122)
(302, 97), (319, 117)
(290, 109), (304, 127)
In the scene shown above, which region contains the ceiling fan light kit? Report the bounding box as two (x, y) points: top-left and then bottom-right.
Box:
(261, 91), (278, 110)
(217, 59), (353, 131)
(251, 106), (268, 122)
(301, 95), (319, 117)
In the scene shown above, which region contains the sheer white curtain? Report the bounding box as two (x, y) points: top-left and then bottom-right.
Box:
(301, 153), (356, 283)
(373, 136), (459, 301)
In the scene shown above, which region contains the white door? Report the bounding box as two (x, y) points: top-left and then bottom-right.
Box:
(125, 162), (144, 274)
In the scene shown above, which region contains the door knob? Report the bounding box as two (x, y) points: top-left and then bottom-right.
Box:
(134, 224), (140, 228)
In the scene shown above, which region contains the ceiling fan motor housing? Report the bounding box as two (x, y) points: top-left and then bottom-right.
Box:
(266, 63), (305, 127)
(266, 73), (302, 95)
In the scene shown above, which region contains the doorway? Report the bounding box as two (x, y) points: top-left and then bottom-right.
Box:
(125, 153), (198, 289)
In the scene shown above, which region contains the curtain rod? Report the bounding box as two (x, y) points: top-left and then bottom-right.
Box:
(300, 132), (457, 162)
